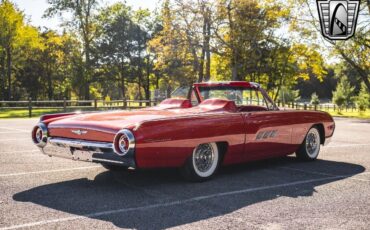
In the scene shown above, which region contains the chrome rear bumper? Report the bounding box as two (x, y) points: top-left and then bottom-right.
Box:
(39, 137), (136, 168)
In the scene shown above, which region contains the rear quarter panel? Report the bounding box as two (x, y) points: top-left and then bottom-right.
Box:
(133, 113), (246, 168)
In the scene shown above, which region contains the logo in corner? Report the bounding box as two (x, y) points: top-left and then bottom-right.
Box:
(316, 0), (360, 40)
(71, 130), (88, 135)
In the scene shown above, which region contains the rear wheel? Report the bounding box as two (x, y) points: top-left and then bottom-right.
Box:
(101, 164), (129, 171)
(180, 142), (220, 182)
(296, 127), (321, 161)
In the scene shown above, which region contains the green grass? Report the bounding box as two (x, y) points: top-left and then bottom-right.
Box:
(325, 110), (370, 119)
(1, 107), (369, 119)
(0, 109), (63, 118)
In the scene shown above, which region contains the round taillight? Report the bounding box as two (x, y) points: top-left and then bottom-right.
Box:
(113, 129), (135, 156)
(32, 123), (48, 147)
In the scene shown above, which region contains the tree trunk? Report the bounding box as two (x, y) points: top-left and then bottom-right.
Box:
(0, 52), (5, 100)
(205, 16), (211, 82)
(6, 47), (11, 100)
(198, 16), (207, 83)
(84, 42), (91, 100)
(338, 49), (370, 93)
(47, 67), (53, 100)
(145, 57), (151, 106)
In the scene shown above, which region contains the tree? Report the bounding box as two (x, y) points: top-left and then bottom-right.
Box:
(291, 0), (370, 93)
(332, 77), (355, 110)
(355, 82), (370, 111)
(0, 0), (24, 100)
(278, 86), (300, 106)
(45, 0), (100, 99)
(310, 92), (320, 109)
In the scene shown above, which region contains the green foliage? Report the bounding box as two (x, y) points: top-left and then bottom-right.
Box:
(332, 77), (355, 110)
(310, 93), (320, 105)
(278, 86), (300, 104)
(355, 83), (370, 111)
(0, 0), (366, 103)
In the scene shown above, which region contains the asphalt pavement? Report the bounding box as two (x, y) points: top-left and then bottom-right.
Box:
(0, 117), (369, 230)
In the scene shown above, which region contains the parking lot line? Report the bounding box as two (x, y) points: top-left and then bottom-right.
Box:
(0, 174), (345, 230)
(278, 166), (370, 182)
(325, 144), (370, 148)
(0, 138), (30, 142)
(0, 127), (29, 133)
(0, 150), (39, 154)
(0, 166), (101, 177)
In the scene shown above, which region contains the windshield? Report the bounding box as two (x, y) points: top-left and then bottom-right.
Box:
(198, 86), (268, 107)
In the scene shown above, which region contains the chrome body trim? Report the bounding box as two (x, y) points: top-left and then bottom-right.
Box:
(113, 129), (136, 156)
(39, 137), (136, 168)
(32, 123), (48, 147)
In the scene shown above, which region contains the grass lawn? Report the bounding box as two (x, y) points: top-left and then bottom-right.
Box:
(325, 110), (370, 119)
(1, 107), (369, 119)
(0, 109), (63, 119)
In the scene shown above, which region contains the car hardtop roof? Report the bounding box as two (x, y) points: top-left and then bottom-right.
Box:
(193, 81), (260, 89)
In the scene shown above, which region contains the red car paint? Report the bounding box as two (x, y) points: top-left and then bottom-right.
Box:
(41, 81), (335, 169)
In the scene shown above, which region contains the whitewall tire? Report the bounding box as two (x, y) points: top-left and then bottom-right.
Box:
(296, 127), (321, 161)
(181, 142), (220, 181)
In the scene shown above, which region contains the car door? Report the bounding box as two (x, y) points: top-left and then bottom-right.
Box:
(242, 110), (296, 161)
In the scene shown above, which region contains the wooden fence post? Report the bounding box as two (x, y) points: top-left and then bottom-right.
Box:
(123, 97), (127, 109)
(63, 97), (67, 112)
(304, 103), (307, 110)
(94, 99), (98, 110)
(28, 97), (32, 118)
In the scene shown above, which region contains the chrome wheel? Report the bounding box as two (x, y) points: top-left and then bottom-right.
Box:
(192, 143), (219, 178)
(305, 128), (320, 158)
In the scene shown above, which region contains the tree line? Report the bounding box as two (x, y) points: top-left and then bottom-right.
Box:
(0, 0), (369, 107)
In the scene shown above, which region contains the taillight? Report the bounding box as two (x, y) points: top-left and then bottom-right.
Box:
(32, 123), (48, 147)
(113, 129), (135, 156)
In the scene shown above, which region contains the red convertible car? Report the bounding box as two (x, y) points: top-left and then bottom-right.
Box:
(32, 81), (335, 181)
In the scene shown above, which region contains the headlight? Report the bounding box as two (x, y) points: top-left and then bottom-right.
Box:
(113, 129), (135, 156)
(32, 123), (48, 147)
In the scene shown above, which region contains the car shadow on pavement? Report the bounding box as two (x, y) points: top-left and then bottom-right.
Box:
(13, 157), (365, 229)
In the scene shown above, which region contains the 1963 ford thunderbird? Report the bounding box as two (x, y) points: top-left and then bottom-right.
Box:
(32, 81), (335, 181)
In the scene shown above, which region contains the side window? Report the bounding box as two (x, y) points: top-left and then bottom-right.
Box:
(243, 90), (264, 106)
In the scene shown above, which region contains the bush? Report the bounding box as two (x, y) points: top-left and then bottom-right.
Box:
(310, 93), (320, 106)
(355, 83), (370, 111)
(332, 77), (354, 111)
(278, 86), (300, 105)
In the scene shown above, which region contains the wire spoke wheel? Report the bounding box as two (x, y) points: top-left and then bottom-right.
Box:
(192, 143), (219, 178)
(296, 127), (321, 161)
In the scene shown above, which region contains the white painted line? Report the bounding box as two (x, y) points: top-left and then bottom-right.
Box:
(278, 167), (370, 182)
(0, 166), (101, 177)
(0, 127), (29, 132)
(0, 150), (39, 154)
(0, 175), (345, 230)
(0, 138), (30, 142)
(0, 131), (29, 134)
(325, 144), (370, 148)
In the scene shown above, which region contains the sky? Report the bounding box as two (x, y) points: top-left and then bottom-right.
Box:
(12, 0), (159, 30)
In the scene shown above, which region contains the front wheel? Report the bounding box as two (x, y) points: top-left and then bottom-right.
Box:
(180, 142), (220, 182)
(296, 127), (321, 161)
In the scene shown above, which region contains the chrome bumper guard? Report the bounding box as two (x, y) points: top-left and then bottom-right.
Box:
(40, 137), (136, 168)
